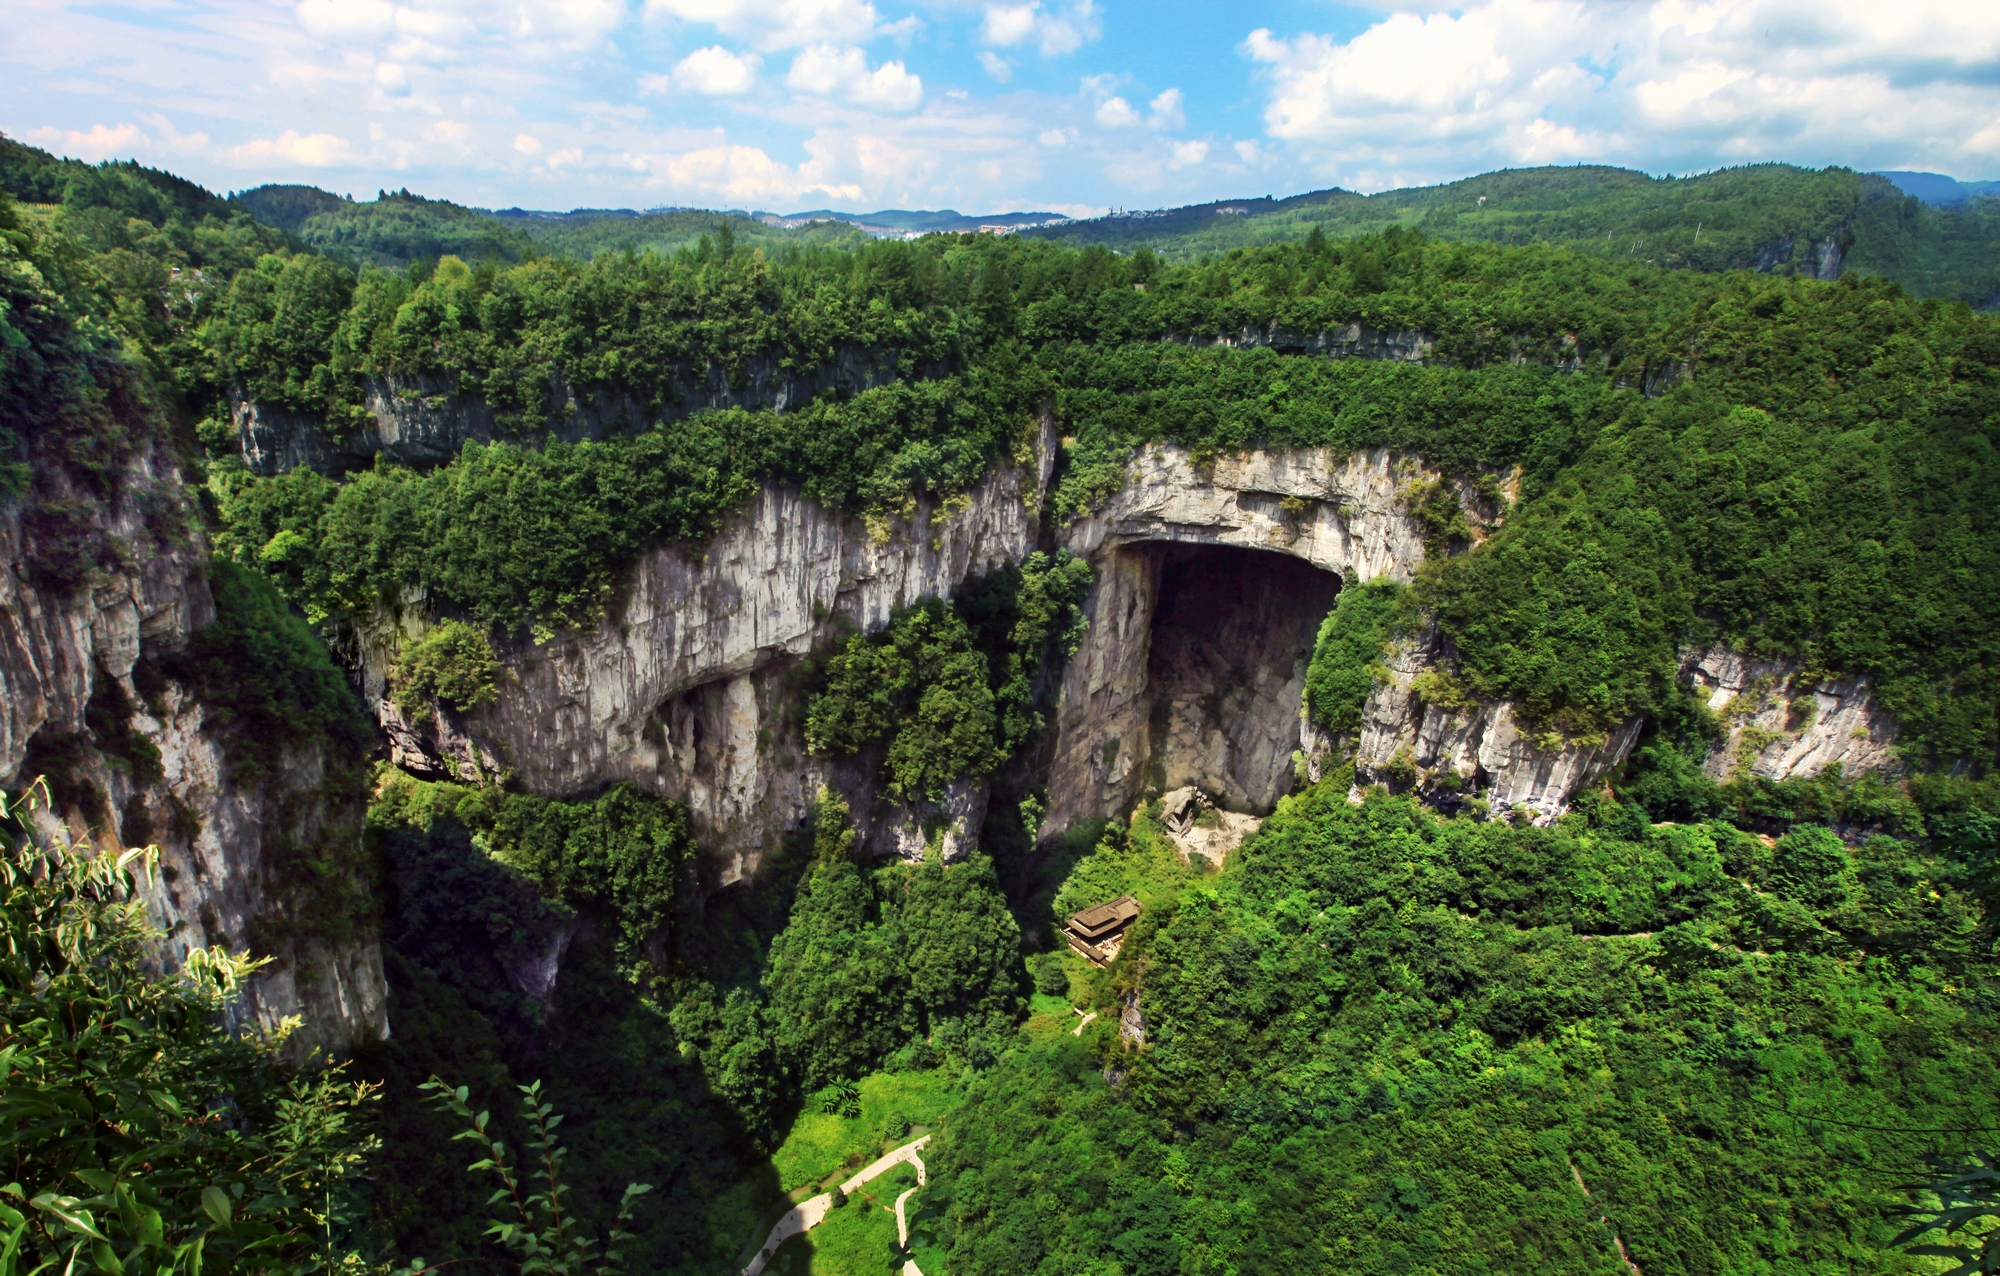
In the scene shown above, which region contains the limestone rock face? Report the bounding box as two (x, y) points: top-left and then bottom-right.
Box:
(1349, 634), (1646, 824)
(1046, 445), (1433, 836)
(1682, 648), (1896, 782)
(364, 431), (1910, 871)
(375, 422), (1056, 883)
(2, 457), (386, 1059)
(234, 349), (916, 476)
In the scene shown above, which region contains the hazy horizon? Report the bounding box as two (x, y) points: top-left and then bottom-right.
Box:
(6, 0), (1997, 218)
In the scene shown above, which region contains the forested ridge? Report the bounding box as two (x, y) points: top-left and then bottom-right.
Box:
(5, 131), (2000, 1276)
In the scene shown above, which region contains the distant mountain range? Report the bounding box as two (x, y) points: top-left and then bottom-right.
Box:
(77, 150), (1997, 307)
(1875, 172), (2000, 206)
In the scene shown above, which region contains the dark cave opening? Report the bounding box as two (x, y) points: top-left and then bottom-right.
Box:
(1142, 542), (1344, 813)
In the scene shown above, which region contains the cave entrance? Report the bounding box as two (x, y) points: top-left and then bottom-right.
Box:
(1141, 543), (1343, 814)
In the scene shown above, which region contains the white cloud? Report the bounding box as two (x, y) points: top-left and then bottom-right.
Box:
(976, 50), (1012, 82)
(660, 44), (763, 94)
(1168, 139), (1207, 169)
(26, 118), (215, 163)
(1038, 126), (1072, 145)
(630, 139), (862, 202)
(295, 0), (394, 41)
(787, 43), (921, 111)
(980, 0), (1098, 57)
(1245, 0), (2000, 186)
(227, 129), (358, 167)
(645, 0), (884, 51)
(1094, 95), (1138, 127)
(24, 122), (148, 161)
(514, 132), (544, 154)
(1145, 87), (1183, 130)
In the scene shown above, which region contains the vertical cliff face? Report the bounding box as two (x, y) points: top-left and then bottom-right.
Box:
(1, 459), (386, 1059)
(1682, 648), (1897, 783)
(233, 349), (918, 476)
(1347, 632), (1647, 822)
(1044, 445), (1430, 835)
(357, 434), (1908, 867)
(370, 422), (1056, 884)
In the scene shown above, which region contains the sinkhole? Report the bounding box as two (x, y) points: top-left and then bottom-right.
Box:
(1138, 542), (1343, 814)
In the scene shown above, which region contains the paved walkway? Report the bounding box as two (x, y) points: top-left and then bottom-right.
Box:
(740, 1136), (930, 1276)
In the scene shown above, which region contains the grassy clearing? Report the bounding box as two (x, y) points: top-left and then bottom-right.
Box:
(776, 1191), (903, 1275)
(769, 1069), (956, 1193)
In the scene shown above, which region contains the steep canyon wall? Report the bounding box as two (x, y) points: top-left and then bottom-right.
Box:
(1, 455), (386, 1059)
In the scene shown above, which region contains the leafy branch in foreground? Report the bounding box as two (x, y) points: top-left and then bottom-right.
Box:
(0, 778), (383, 1276)
(1896, 1151), (2000, 1276)
(418, 1078), (651, 1276)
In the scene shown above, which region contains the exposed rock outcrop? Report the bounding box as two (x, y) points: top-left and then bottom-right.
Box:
(2, 460), (386, 1058)
(1045, 445), (1433, 835)
(1346, 633), (1646, 823)
(374, 421), (1057, 883)
(235, 347), (920, 476)
(1682, 648), (1897, 782)
(358, 430), (1906, 866)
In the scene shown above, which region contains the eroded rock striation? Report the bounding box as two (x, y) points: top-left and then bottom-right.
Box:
(350, 431), (1906, 866)
(2, 458), (385, 1059)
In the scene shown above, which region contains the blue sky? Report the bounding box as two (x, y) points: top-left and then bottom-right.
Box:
(4, 0), (1998, 216)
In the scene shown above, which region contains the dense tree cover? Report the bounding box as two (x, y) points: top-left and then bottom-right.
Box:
(1024, 163), (2000, 306)
(0, 782), (383, 1275)
(212, 362), (1037, 635)
(507, 209), (862, 262)
(196, 226), (2000, 770)
(235, 188), (539, 270)
(359, 773), (1026, 1272)
(233, 183), (856, 269)
(388, 619), (501, 723)
(807, 551), (1093, 799)
(930, 779), (2000, 1275)
(1304, 579), (1406, 738)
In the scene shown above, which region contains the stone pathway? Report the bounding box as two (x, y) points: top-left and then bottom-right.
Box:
(1072, 1010), (1099, 1036)
(740, 1136), (930, 1276)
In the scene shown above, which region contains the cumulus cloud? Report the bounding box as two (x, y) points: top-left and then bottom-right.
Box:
(1094, 95), (1138, 127)
(977, 50), (1012, 82)
(646, 0), (885, 51)
(227, 129), (358, 167)
(980, 0), (1098, 57)
(24, 118), (213, 162)
(1080, 77), (1185, 131)
(787, 43), (921, 111)
(1168, 138), (1207, 169)
(1244, 0), (2000, 183)
(650, 44), (763, 94)
(630, 139), (862, 202)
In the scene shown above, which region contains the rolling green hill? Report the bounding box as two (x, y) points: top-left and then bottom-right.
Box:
(1023, 163), (2000, 306)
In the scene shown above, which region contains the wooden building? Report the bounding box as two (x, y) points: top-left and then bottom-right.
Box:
(1063, 895), (1142, 966)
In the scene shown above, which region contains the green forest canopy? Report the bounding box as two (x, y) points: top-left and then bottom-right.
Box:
(1022, 163), (2000, 307)
(10, 130), (2000, 1276)
(4, 126), (1997, 770)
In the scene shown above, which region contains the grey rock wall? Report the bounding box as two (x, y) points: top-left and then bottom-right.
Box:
(1347, 632), (1647, 823)
(372, 421), (1056, 883)
(1682, 648), (1897, 782)
(234, 346), (919, 476)
(1045, 445), (1434, 836)
(2, 456), (386, 1058)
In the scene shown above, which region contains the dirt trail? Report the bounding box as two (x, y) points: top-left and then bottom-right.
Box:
(740, 1136), (930, 1276)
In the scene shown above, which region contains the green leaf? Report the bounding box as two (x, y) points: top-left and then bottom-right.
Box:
(199, 1187), (231, 1226)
